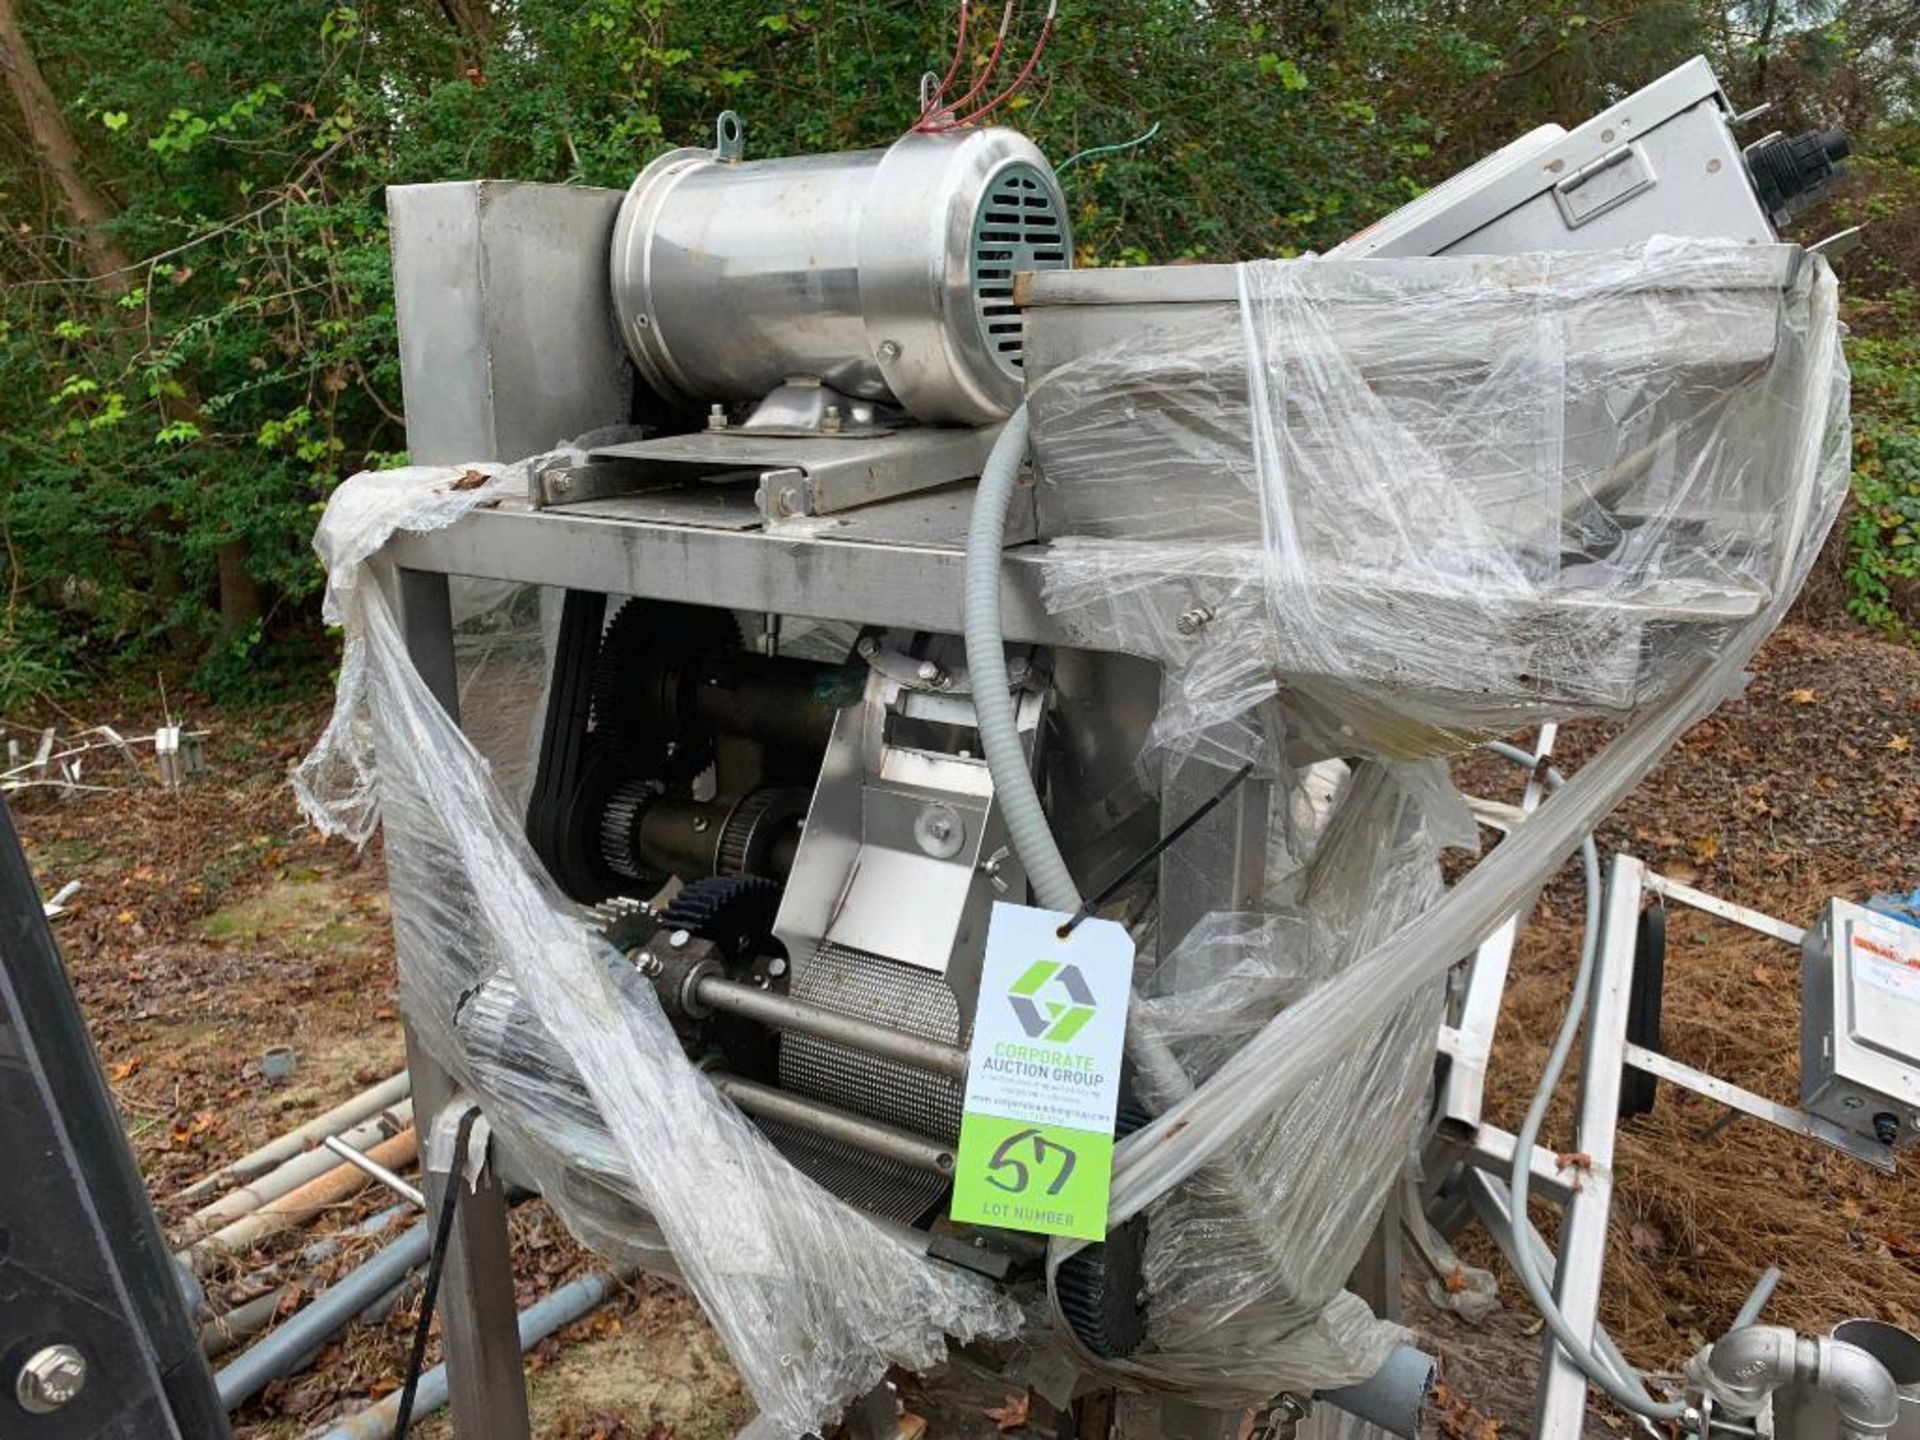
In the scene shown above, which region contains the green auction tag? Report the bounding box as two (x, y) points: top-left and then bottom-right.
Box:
(950, 901), (1134, 1241)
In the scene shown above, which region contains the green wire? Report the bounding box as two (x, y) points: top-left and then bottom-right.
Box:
(1056, 120), (1162, 176)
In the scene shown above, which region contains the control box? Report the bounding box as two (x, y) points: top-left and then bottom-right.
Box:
(1801, 899), (1920, 1150)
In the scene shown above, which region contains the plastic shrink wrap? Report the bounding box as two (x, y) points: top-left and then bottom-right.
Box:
(293, 456), (1019, 1439)
(1026, 240), (1841, 762)
(288, 236), (1846, 1433)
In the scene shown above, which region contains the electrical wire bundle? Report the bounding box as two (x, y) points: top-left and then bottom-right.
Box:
(913, 1), (1058, 134)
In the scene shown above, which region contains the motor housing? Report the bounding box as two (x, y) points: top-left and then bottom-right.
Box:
(609, 117), (1071, 425)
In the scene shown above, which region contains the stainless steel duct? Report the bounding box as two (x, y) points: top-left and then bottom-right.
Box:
(609, 115), (1071, 425)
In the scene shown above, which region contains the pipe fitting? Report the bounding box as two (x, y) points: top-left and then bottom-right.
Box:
(1698, 1325), (1900, 1438)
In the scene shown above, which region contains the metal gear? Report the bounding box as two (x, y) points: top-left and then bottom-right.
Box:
(590, 599), (741, 782)
(715, 786), (810, 877)
(659, 874), (783, 969)
(597, 778), (662, 883)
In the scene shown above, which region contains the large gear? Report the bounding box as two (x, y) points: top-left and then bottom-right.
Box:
(590, 599), (742, 782)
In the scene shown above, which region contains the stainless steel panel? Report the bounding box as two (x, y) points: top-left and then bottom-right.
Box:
(383, 500), (1113, 649)
(1332, 57), (1775, 257)
(388, 181), (633, 464)
(582, 425), (1000, 517)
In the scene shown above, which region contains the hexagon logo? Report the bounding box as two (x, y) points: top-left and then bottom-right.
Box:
(1008, 959), (1096, 1044)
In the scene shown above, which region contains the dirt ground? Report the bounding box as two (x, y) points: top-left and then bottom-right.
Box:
(7, 620), (1917, 1438)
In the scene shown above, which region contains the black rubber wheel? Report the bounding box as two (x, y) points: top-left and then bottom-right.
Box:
(1619, 902), (1665, 1119)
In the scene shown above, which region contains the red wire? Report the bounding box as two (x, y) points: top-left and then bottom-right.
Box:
(919, 1), (972, 117)
(924, 2), (1056, 132)
(915, 0), (1015, 131)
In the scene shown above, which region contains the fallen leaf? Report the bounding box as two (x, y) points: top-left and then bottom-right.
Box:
(1788, 688), (1818, 705)
(1629, 1220), (1667, 1257)
(108, 1058), (141, 1082)
(1689, 833), (1720, 863)
(985, 1391), (1030, 1431)
(449, 469), (490, 491)
(1890, 734), (1911, 753)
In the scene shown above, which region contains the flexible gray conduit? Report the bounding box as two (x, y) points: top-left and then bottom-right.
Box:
(964, 404), (1082, 914)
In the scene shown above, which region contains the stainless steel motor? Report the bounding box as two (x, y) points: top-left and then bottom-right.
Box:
(609, 113), (1071, 426)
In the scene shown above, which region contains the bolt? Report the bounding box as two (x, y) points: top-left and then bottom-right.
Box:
(691, 815), (710, 833)
(549, 472), (572, 495)
(925, 816), (955, 843)
(1844, 1094), (1865, 1110)
(916, 659), (944, 686)
(1175, 604), (1215, 635)
(767, 957), (787, 978)
(707, 403), (728, 431)
(1874, 1112), (1899, 1145)
(668, 929), (691, 950)
(822, 404), (843, 434)
(15, 1345), (85, 1415)
(877, 340), (902, 362)
(774, 484), (804, 518)
(1008, 657), (1030, 682)
(637, 951), (662, 977)
(856, 636), (879, 658)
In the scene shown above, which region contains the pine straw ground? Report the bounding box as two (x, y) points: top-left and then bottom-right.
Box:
(1447, 620), (1920, 1409)
(6, 617), (1917, 1437)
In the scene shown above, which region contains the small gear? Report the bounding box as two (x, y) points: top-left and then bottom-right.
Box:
(597, 778), (662, 882)
(591, 599), (741, 782)
(716, 786), (810, 877)
(658, 873), (786, 1082)
(659, 873), (783, 969)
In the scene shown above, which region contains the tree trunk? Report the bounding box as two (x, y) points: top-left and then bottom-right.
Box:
(0, 0), (130, 288)
(215, 540), (261, 637)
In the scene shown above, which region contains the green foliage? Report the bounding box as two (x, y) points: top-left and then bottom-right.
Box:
(1845, 327), (1920, 639)
(0, 0), (1916, 709)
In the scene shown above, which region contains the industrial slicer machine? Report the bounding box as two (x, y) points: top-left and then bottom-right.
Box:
(313, 51), (1919, 1440)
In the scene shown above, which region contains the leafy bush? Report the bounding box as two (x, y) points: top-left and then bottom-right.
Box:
(1, 0), (1916, 701)
(1845, 329), (1920, 639)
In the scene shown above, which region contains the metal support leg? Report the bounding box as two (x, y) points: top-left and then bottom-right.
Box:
(391, 565), (533, 1440)
(1533, 853), (1642, 1437)
(1350, 1183), (1403, 1323)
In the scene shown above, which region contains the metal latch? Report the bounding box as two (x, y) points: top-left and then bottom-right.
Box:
(1552, 143), (1657, 229)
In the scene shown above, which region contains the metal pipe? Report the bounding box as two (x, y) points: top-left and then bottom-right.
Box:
(174, 1100), (414, 1247)
(322, 1134), (426, 1208)
(174, 1072), (411, 1205)
(187, 1129), (419, 1275)
(1733, 1266), (1782, 1330)
(214, 1221), (432, 1409)
(199, 1285), (288, 1361)
(1318, 1343), (1435, 1440)
(693, 976), (970, 1080)
(309, 1269), (633, 1440)
(1700, 1326), (1901, 1440)
(711, 1072), (956, 1175)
